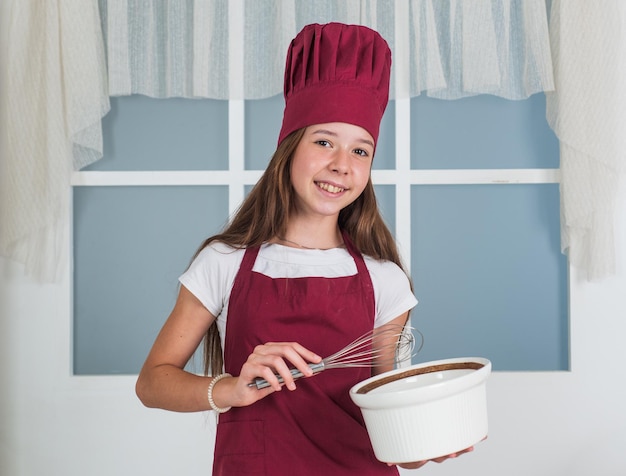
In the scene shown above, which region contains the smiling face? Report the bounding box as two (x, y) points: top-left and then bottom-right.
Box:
(289, 122), (374, 223)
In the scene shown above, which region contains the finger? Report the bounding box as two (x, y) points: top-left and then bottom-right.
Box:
(255, 342), (321, 366)
(432, 446), (474, 464)
(389, 461), (429, 469)
(245, 342), (323, 391)
(258, 342), (322, 385)
(287, 342), (323, 364)
(269, 342), (322, 370)
(253, 356), (295, 391)
(432, 455), (453, 463)
(246, 351), (304, 391)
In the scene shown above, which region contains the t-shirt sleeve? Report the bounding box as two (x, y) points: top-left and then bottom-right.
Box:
(365, 258), (418, 328)
(178, 243), (243, 318)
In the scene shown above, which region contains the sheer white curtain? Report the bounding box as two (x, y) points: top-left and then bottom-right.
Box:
(102, 0), (553, 100)
(546, 0), (626, 280)
(0, 0), (109, 281)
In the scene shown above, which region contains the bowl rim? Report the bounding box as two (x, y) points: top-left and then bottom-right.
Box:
(356, 360), (486, 394)
(350, 357), (491, 407)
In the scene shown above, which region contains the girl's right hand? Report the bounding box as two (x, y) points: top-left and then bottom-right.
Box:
(211, 342), (323, 409)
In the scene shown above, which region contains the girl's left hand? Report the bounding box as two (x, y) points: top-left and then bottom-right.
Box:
(388, 445), (475, 470)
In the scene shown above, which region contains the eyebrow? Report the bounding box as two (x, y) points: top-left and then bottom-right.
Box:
(310, 129), (375, 148)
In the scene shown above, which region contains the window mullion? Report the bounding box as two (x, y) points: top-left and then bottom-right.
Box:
(394, 0), (412, 272)
(228, 0), (245, 214)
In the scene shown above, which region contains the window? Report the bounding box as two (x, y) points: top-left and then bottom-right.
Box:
(72, 90), (567, 374)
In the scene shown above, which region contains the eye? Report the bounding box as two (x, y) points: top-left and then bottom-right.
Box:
(315, 140), (331, 147)
(353, 148), (369, 157)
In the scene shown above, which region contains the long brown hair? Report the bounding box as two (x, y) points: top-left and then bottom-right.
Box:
(196, 127), (409, 375)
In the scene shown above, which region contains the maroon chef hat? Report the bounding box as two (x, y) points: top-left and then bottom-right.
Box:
(277, 22), (392, 147)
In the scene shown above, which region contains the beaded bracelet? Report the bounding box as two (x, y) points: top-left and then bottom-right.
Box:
(207, 373), (232, 413)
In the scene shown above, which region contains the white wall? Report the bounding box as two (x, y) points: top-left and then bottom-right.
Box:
(1, 185), (625, 476)
(0, 252), (214, 475)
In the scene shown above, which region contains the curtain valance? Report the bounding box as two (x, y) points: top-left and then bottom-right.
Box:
(101, 0), (554, 100)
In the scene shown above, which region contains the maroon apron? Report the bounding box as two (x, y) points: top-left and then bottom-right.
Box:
(213, 233), (398, 476)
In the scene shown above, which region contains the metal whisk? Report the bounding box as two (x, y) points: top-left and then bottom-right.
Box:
(249, 323), (421, 390)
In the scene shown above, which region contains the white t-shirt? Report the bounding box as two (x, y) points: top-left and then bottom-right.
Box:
(179, 241), (418, 351)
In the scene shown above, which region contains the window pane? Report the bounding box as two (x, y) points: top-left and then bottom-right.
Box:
(374, 184), (396, 236)
(73, 185), (229, 374)
(84, 96), (229, 171)
(373, 100), (396, 170)
(245, 95), (283, 171)
(411, 94), (560, 169)
(410, 184), (568, 371)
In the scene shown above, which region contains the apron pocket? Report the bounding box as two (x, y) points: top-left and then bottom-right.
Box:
(214, 419), (265, 475)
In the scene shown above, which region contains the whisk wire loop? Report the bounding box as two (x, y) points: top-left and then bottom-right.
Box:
(250, 324), (421, 389)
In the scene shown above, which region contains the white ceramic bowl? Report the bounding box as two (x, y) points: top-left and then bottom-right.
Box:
(350, 357), (491, 463)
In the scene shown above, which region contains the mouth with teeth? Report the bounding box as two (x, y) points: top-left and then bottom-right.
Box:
(316, 181), (346, 194)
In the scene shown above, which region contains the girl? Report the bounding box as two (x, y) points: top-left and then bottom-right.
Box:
(136, 22), (471, 474)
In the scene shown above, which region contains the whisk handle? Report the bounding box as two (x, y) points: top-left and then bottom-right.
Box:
(248, 362), (325, 389)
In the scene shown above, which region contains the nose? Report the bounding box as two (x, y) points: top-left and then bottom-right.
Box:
(329, 149), (350, 174)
